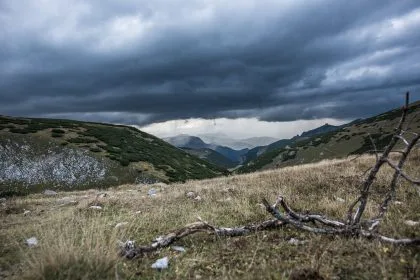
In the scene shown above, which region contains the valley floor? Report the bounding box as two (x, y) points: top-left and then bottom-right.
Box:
(1, 153), (419, 279)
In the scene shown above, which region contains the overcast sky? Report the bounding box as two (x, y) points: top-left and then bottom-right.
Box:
(1, 1), (420, 139)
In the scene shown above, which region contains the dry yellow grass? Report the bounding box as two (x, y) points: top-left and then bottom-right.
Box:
(1, 152), (419, 279)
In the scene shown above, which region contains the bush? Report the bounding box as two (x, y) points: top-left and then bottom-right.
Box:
(51, 128), (65, 134)
(89, 147), (102, 153)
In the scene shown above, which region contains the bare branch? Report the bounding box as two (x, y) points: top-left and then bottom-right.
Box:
(262, 198), (345, 235)
(395, 135), (410, 146)
(386, 159), (420, 184)
(263, 197), (420, 245)
(274, 196), (345, 227)
(348, 92), (411, 225)
(121, 219), (284, 259)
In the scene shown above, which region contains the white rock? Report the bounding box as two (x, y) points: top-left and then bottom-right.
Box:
(151, 256), (169, 270)
(288, 238), (306, 245)
(115, 222), (128, 229)
(44, 190), (58, 196)
(394, 201), (403, 205)
(172, 246), (186, 252)
(404, 220), (419, 226)
(89, 206), (102, 210)
(194, 196), (202, 201)
(134, 211), (142, 214)
(23, 210), (31, 216)
(335, 197), (345, 203)
(26, 237), (38, 247)
(148, 188), (157, 196)
(186, 191), (195, 198)
(118, 240), (135, 250)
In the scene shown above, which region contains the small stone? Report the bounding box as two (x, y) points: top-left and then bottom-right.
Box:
(134, 211), (142, 214)
(335, 197), (345, 203)
(186, 191), (195, 198)
(194, 196), (202, 201)
(115, 222), (128, 229)
(148, 188), (157, 196)
(288, 238), (306, 245)
(151, 256), (169, 270)
(118, 240), (135, 250)
(404, 220), (419, 226)
(171, 246), (186, 252)
(44, 190), (58, 196)
(26, 237), (38, 247)
(394, 201), (403, 205)
(89, 205), (102, 210)
(23, 210), (31, 216)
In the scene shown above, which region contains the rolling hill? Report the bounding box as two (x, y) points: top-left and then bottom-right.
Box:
(181, 147), (237, 169)
(164, 135), (249, 167)
(238, 100), (420, 173)
(0, 116), (228, 196)
(198, 133), (278, 149)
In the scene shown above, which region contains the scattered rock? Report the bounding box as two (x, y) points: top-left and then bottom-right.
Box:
(118, 240), (135, 250)
(115, 222), (128, 229)
(151, 256), (169, 270)
(404, 220), (419, 226)
(26, 237), (38, 247)
(148, 188), (157, 196)
(186, 191), (196, 198)
(288, 238), (306, 246)
(44, 190), (58, 196)
(335, 197), (345, 203)
(194, 196), (202, 202)
(23, 210), (31, 216)
(89, 206), (102, 210)
(171, 246), (186, 252)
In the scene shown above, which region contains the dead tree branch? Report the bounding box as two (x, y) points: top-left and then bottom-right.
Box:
(121, 219), (284, 259)
(347, 92), (410, 225)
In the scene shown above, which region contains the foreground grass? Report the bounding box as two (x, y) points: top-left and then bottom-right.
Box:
(1, 152), (419, 279)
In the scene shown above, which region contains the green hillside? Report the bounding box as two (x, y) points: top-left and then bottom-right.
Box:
(181, 147), (238, 169)
(238, 100), (420, 173)
(0, 116), (228, 195)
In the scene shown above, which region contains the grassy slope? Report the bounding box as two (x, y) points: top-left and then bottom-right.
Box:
(0, 116), (227, 188)
(239, 100), (420, 173)
(181, 147), (238, 169)
(0, 152), (419, 279)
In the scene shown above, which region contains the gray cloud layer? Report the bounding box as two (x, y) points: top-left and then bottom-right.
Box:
(1, 0), (420, 125)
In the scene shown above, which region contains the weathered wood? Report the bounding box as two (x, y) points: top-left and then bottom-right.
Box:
(121, 219), (285, 259)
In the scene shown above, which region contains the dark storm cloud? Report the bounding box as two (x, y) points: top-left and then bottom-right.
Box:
(1, 0), (420, 125)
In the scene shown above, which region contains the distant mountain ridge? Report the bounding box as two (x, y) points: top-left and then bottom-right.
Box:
(163, 135), (248, 167)
(197, 133), (278, 150)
